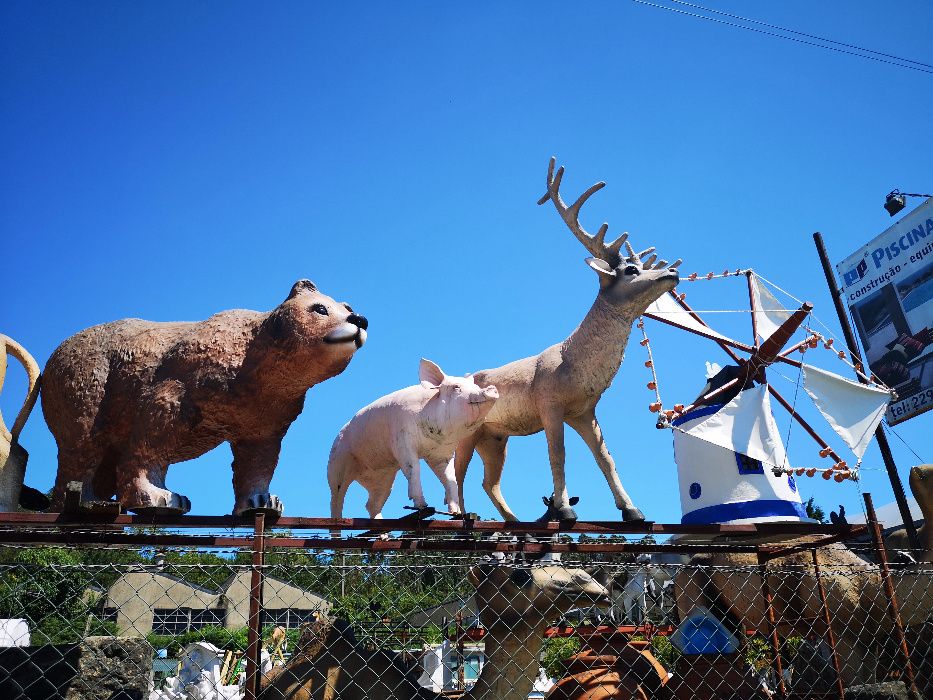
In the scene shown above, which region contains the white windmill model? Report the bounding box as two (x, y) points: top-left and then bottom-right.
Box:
(638, 271), (893, 526)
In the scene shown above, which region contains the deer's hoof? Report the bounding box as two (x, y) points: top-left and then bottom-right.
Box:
(620, 506), (645, 522)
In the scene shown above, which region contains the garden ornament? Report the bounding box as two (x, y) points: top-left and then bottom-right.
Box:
(455, 158), (681, 522)
(44, 279), (366, 515)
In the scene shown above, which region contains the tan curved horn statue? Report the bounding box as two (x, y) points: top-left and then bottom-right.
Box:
(885, 464), (932, 563)
(0, 334), (42, 512)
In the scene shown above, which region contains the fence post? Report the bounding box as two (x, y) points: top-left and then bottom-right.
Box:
(811, 548), (846, 699)
(757, 553), (787, 697)
(863, 493), (920, 699)
(244, 511), (267, 700)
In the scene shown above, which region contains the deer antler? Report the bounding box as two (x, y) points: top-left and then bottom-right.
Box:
(537, 157), (629, 269)
(538, 157), (682, 272)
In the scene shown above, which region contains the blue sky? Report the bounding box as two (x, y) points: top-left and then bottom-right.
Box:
(2, 1), (930, 526)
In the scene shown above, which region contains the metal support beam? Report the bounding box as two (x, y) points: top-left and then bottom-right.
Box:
(813, 232), (920, 552)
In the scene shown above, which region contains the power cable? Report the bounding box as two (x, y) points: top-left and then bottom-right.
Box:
(629, 0), (933, 75)
(667, 0), (933, 70)
(882, 422), (926, 463)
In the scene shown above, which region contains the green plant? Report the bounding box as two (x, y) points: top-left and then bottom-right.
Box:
(540, 636), (581, 678)
(650, 635), (680, 669)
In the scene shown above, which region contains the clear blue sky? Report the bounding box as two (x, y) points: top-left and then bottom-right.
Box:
(2, 1), (930, 525)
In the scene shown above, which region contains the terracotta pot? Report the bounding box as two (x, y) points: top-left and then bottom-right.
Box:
(665, 653), (764, 700)
(547, 639), (668, 700)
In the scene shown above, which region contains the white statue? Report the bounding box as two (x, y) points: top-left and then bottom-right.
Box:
(328, 359), (498, 521)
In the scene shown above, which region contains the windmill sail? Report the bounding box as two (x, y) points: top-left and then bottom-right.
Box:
(802, 364), (892, 460)
(750, 274), (792, 342)
(684, 384), (788, 470)
(644, 293), (743, 345)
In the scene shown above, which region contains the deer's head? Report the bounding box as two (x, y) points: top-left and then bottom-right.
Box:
(538, 157), (680, 313)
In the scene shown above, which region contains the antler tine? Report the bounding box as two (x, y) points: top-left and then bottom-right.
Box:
(642, 254), (658, 269)
(624, 240), (639, 262)
(636, 247), (655, 259)
(652, 259), (669, 270)
(538, 158), (621, 266)
(568, 181), (606, 219)
(670, 259), (683, 269)
(593, 223), (609, 245)
(606, 232), (628, 257)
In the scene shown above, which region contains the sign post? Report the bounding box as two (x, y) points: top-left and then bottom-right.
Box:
(813, 225), (922, 553)
(836, 198), (933, 425)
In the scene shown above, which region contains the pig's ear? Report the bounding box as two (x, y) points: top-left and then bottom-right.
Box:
(419, 358), (445, 387)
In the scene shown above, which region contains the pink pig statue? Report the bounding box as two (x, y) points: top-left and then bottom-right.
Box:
(328, 358), (498, 522)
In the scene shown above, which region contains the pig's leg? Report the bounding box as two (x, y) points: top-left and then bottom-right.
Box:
(567, 410), (643, 522)
(428, 456), (461, 515)
(231, 438), (283, 516)
(454, 431), (481, 515)
(475, 432), (518, 521)
(364, 474), (394, 519)
(395, 445), (428, 510)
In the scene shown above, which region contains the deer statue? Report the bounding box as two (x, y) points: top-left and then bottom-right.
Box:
(455, 158), (681, 522)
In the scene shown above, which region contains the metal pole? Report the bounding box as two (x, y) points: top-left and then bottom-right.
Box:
(813, 232), (920, 553)
(863, 493), (920, 699)
(456, 610), (465, 691)
(811, 548), (846, 700)
(244, 511), (266, 700)
(757, 555), (787, 697)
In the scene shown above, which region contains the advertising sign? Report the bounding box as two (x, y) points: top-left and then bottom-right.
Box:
(837, 197), (933, 425)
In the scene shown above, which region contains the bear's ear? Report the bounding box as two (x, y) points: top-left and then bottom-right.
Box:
(287, 279), (317, 299)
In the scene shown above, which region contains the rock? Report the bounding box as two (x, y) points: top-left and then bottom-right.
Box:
(844, 681), (912, 700)
(0, 636), (153, 700)
(66, 636), (154, 700)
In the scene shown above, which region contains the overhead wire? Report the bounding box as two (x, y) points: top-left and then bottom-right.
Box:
(667, 0), (933, 70)
(629, 0), (933, 75)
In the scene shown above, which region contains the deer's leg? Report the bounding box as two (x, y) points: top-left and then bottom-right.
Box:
(475, 433), (519, 521)
(568, 411), (644, 521)
(540, 409), (577, 520)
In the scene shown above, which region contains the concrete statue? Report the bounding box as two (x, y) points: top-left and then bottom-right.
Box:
(259, 563), (611, 700)
(44, 279), (367, 515)
(328, 358), (498, 522)
(455, 158), (681, 522)
(0, 334), (48, 512)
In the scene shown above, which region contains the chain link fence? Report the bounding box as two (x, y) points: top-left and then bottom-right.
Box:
(0, 522), (929, 700)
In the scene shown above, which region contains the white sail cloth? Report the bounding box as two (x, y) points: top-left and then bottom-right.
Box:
(750, 274), (792, 342)
(802, 364), (891, 460)
(644, 292), (738, 344)
(683, 384), (788, 471)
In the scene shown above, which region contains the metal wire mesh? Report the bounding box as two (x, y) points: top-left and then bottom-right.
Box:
(0, 531), (929, 700)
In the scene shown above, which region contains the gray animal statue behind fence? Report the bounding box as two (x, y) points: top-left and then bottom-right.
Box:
(43, 279), (367, 516)
(455, 158), (681, 522)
